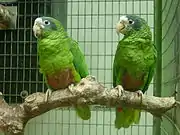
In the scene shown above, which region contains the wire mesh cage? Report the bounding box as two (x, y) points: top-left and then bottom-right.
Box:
(161, 0), (180, 135)
(0, 0), (179, 135)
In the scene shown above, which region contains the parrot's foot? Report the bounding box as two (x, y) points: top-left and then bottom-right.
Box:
(135, 90), (143, 105)
(45, 89), (52, 102)
(115, 85), (124, 97)
(171, 90), (177, 97)
(68, 84), (75, 94)
(135, 90), (143, 97)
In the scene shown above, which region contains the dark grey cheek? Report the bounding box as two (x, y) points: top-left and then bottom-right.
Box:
(45, 23), (57, 30)
(131, 22), (141, 31)
(50, 23), (57, 30)
(126, 26), (133, 32)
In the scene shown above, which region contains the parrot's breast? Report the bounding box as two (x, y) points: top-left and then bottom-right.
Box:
(46, 68), (75, 90)
(122, 72), (145, 91)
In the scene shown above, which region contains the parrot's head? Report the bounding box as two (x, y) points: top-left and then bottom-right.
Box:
(116, 15), (151, 37)
(33, 16), (64, 39)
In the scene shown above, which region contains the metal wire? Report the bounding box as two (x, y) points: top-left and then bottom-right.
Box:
(161, 0), (180, 135)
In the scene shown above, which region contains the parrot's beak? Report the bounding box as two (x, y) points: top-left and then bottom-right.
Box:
(33, 18), (44, 38)
(116, 22), (126, 34)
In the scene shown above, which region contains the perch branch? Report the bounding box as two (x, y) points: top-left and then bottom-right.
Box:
(0, 75), (176, 135)
(0, 4), (16, 29)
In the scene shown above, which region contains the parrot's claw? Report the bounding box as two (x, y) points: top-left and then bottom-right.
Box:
(45, 89), (52, 102)
(135, 90), (143, 97)
(68, 84), (74, 94)
(135, 90), (143, 105)
(115, 85), (124, 97)
(171, 90), (177, 97)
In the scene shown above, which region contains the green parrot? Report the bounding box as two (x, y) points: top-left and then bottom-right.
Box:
(33, 16), (91, 120)
(113, 15), (157, 129)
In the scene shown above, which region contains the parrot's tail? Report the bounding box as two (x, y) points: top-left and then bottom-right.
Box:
(115, 107), (141, 129)
(75, 105), (91, 120)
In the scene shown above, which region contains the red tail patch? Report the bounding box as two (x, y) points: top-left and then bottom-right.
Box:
(117, 107), (123, 112)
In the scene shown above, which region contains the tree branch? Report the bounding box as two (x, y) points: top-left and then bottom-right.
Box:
(0, 4), (16, 29)
(0, 76), (176, 135)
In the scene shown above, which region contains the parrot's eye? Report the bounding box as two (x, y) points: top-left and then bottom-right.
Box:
(128, 19), (134, 24)
(44, 20), (50, 25)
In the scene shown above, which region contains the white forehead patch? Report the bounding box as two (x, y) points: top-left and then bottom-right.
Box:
(34, 18), (45, 28)
(119, 16), (128, 23)
(35, 18), (43, 23)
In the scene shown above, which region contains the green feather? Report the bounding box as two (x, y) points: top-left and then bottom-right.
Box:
(70, 40), (89, 78)
(113, 15), (157, 129)
(36, 17), (91, 120)
(142, 43), (157, 93)
(70, 39), (91, 120)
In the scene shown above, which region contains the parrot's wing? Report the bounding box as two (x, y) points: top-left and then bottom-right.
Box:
(113, 57), (122, 87)
(142, 43), (157, 93)
(70, 40), (89, 78)
(113, 48), (119, 87)
(70, 39), (91, 120)
(69, 39), (91, 120)
(142, 65), (155, 93)
(113, 41), (121, 87)
(113, 41), (126, 87)
(113, 60), (117, 87)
